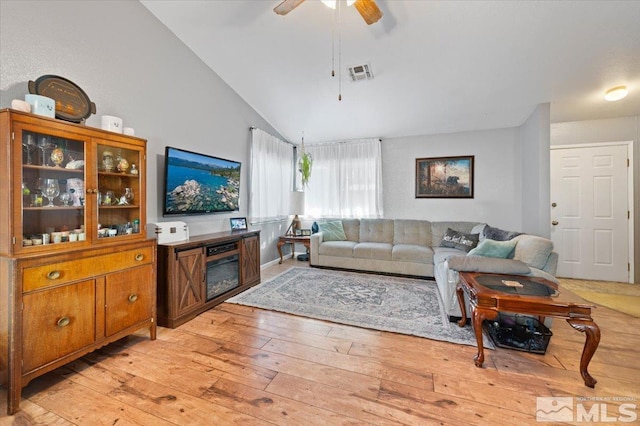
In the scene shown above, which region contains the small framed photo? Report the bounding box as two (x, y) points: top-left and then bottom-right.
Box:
(415, 155), (474, 198)
(294, 229), (302, 236)
(230, 217), (248, 231)
(300, 229), (312, 236)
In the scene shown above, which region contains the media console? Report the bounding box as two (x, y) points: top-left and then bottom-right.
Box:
(156, 230), (260, 328)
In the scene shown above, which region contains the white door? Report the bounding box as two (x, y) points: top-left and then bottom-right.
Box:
(550, 144), (629, 282)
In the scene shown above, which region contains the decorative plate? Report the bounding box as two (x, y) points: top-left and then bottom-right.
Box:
(28, 75), (96, 123)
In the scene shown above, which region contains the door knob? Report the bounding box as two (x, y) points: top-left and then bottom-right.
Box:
(551, 202), (557, 208)
(551, 221), (559, 226)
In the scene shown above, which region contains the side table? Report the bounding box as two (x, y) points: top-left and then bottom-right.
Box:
(277, 235), (311, 264)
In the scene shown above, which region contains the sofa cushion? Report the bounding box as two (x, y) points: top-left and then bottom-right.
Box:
(446, 256), (531, 275)
(393, 220), (432, 246)
(319, 221), (347, 241)
(471, 223), (487, 240)
(340, 218), (361, 242)
(353, 242), (393, 260)
(318, 240), (357, 257)
(359, 219), (394, 244)
(433, 246), (468, 265)
(482, 225), (522, 241)
(467, 238), (517, 258)
(392, 244), (434, 264)
(440, 228), (479, 252)
(512, 235), (554, 270)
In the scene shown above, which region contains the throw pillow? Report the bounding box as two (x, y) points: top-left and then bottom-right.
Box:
(440, 228), (479, 252)
(319, 221), (347, 241)
(468, 238), (517, 258)
(482, 225), (523, 241)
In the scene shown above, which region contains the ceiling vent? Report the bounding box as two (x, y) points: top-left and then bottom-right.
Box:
(347, 63), (373, 82)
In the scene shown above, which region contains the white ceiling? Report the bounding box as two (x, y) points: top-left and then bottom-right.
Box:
(141, 0), (640, 143)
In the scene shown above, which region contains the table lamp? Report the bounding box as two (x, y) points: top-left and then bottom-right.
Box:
(286, 190), (305, 236)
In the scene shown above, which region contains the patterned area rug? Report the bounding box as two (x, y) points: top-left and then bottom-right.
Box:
(227, 267), (492, 348)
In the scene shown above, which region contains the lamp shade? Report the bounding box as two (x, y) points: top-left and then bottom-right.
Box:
(289, 191), (305, 215)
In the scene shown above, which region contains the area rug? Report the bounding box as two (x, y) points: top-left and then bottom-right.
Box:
(227, 267), (492, 348)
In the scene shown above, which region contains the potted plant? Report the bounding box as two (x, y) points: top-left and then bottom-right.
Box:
(299, 150), (312, 188)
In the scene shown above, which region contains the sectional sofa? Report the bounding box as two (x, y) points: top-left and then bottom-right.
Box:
(309, 218), (558, 319)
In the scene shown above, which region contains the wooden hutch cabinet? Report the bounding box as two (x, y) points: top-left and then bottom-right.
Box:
(0, 109), (157, 415)
(156, 230), (260, 328)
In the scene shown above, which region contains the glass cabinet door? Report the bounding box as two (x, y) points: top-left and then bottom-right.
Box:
(96, 142), (142, 240)
(18, 127), (87, 251)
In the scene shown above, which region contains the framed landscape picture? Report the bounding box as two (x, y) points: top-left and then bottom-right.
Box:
(415, 155), (474, 198)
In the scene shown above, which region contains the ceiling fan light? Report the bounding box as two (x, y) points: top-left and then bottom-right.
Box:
(321, 0), (337, 9)
(604, 86), (628, 101)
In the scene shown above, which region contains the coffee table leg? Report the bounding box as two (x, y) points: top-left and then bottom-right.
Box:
(567, 318), (601, 388)
(456, 285), (467, 327)
(471, 308), (498, 368)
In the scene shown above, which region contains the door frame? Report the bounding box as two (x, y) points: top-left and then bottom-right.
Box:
(550, 141), (634, 283)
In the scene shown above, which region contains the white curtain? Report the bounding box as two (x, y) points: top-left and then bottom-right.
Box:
(249, 128), (294, 223)
(304, 138), (383, 218)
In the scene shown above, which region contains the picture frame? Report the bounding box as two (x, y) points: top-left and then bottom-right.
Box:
(415, 155), (474, 198)
(300, 229), (312, 236)
(229, 217), (248, 231)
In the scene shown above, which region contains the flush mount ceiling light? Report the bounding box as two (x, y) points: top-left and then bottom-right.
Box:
(604, 86), (629, 101)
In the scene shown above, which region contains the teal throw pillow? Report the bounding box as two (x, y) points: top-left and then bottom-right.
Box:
(319, 221), (347, 241)
(467, 238), (517, 258)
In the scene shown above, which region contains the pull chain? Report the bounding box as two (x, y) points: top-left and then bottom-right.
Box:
(338, 0), (342, 101)
(331, 5), (335, 77)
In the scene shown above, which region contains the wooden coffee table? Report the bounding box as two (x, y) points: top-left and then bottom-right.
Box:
(456, 271), (600, 388)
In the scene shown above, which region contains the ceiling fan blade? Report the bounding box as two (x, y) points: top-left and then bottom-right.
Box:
(353, 0), (383, 25)
(274, 0), (306, 16)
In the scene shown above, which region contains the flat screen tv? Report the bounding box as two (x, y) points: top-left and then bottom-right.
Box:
(163, 146), (241, 216)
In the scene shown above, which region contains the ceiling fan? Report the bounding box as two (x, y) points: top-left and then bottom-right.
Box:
(274, 0), (383, 25)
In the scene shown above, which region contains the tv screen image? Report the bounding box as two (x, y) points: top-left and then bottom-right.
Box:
(164, 146), (241, 215)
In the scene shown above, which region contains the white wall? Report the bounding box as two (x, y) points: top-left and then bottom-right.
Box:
(551, 115), (640, 282)
(382, 127), (524, 230)
(519, 103), (551, 237)
(0, 0), (287, 263)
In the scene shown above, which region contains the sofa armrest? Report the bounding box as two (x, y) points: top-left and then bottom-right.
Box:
(446, 255), (531, 275)
(542, 251), (558, 275)
(310, 232), (323, 265)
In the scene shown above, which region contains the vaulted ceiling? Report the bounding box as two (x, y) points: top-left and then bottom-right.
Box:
(141, 0), (640, 143)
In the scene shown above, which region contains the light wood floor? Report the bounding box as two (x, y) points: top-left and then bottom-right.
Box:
(2, 259), (640, 425)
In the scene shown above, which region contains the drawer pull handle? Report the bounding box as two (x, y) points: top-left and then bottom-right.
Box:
(135, 253), (144, 261)
(47, 270), (61, 280)
(128, 294), (138, 303)
(57, 317), (70, 327)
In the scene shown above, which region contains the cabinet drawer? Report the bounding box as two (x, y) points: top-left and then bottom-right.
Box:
(23, 247), (154, 293)
(22, 280), (96, 373)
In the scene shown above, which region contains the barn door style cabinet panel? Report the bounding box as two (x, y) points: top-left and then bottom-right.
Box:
(157, 230), (261, 328)
(0, 109), (157, 415)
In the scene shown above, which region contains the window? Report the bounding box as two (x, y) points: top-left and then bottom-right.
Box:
(248, 128), (294, 223)
(304, 138), (383, 218)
